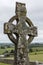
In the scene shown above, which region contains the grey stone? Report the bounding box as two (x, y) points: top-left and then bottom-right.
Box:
(4, 2), (37, 65)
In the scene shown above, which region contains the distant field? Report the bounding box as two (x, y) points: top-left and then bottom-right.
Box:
(0, 46), (43, 63)
(0, 47), (13, 65)
(0, 47), (14, 54)
(32, 47), (43, 51)
(0, 63), (10, 65)
(29, 53), (43, 62)
(29, 47), (43, 62)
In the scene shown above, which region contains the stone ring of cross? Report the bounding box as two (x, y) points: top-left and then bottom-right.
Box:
(4, 15), (37, 44)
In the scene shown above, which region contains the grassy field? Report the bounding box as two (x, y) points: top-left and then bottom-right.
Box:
(0, 47), (14, 54)
(29, 47), (43, 62)
(29, 53), (43, 62)
(0, 63), (10, 65)
(0, 46), (43, 65)
(0, 47), (14, 65)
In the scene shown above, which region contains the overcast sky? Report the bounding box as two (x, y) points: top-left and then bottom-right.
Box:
(0, 0), (43, 43)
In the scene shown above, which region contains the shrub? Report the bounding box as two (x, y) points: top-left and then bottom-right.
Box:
(29, 48), (33, 52)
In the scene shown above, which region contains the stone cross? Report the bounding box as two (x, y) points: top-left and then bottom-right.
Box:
(4, 2), (37, 65)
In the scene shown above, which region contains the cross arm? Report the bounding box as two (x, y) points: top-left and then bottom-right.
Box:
(4, 23), (37, 37)
(4, 23), (18, 34)
(24, 26), (37, 37)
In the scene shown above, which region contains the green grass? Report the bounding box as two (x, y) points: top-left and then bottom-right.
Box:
(0, 47), (14, 54)
(32, 47), (43, 51)
(29, 48), (43, 62)
(0, 47), (13, 65)
(29, 53), (43, 62)
(0, 46), (43, 62)
(0, 63), (10, 65)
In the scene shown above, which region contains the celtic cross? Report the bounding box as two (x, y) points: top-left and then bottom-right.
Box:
(4, 2), (37, 65)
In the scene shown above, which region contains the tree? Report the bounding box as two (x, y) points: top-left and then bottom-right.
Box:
(29, 48), (33, 52)
(10, 50), (14, 53)
(1, 46), (5, 49)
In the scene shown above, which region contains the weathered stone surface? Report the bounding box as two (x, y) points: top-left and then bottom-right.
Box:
(4, 2), (37, 65)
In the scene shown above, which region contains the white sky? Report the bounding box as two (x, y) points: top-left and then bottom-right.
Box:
(0, 0), (43, 43)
